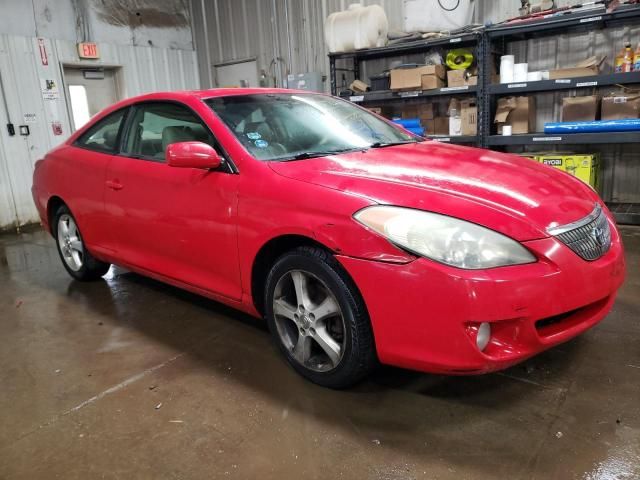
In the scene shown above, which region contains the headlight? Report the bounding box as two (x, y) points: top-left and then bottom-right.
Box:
(354, 206), (536, 269)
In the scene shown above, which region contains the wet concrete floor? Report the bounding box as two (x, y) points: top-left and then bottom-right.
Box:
(0, 227), (639, 479)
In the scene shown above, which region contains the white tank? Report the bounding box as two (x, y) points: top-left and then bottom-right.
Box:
(324, 3), (389, 53)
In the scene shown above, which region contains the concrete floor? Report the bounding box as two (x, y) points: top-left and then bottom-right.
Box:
(0, 227), (639, 480)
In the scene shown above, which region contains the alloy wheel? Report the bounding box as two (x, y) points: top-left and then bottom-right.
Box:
(57, 214), (84, 272)
(272, 270), (346, 372)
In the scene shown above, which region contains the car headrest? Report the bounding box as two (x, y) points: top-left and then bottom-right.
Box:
(162, 126), (197, 152)
(103, 129), (118, 150)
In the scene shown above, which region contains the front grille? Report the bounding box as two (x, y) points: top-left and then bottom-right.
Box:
(550, 204), (611, 261)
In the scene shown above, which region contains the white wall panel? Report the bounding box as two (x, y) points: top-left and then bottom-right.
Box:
(0, 34), (199, 230)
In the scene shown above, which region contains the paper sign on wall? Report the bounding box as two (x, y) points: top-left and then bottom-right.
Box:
(40, 79), (59, 100)
(51, 121), (63, 136)
(23, 113), (37, 123)
(38, 38), (48, 66)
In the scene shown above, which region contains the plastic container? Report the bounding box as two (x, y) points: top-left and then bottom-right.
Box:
(325, 4), (389, 53)
(500, 55), (515, 84)
(369, 72), (390, 91)
(513, 63), (528, 82)
(615, 43), (634, 73)
(449, 108), (462, 136)
(623, 43), (634, 72)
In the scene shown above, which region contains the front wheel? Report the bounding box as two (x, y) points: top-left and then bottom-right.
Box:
(54, 205), (111, 281)
(264, 246), (376, 388)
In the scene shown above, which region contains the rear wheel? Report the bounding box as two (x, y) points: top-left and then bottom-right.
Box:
(265, 246), (376, 388)
(54, 205), (110, 281)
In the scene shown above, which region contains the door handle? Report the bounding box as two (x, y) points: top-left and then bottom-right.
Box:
(106, 180), (123, 191)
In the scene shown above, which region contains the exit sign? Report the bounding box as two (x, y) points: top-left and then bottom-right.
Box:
(77, 42), (99, 59)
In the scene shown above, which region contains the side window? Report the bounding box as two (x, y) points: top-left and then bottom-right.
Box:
(123, 102), (216, 162)
(75, 109), (126, 153)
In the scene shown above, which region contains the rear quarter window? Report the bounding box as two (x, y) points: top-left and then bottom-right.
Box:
(74, 108), (127, 153)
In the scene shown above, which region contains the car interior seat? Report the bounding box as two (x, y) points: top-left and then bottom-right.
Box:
(161, 126), (198, 160)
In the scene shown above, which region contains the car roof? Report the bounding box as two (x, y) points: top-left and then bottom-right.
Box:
(116, 88), (320, 106)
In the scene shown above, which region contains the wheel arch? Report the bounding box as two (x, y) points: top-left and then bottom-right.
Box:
(46, 196), (67, 235)
(251, 234), (335, 316)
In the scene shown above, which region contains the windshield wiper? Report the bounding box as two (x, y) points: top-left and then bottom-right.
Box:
(279, 148), (362, 161)
(368, 141), (418, 149)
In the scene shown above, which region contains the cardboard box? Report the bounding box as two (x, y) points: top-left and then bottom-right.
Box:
(350, 79), (369, 93)
(548, 56), (604, 80)
(562, 96), (598, 122)
(422, 119), (436, 135)
(390, 64), (445, 91)
(536, 153), (600, 191)
(432, 117), (450, 135)
(601, 92), (640, 120)
(403, 103), (435, 120)
(418, 103), (434, 120)
(401, 105), (419, 119)
(460, 99), (477, 136)
(421, 74), (445, 90)
(495, 96), (536, 134)
(367, 107), (383, 115)
(447, 69), (477, 87)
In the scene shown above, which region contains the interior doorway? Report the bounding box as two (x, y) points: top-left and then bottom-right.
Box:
(63, 67), (120, 131)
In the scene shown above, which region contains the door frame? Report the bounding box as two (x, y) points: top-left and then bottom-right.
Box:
(59, 62), (124, 132)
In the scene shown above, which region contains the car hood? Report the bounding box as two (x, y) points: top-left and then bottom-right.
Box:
(269, 142), (599, 241)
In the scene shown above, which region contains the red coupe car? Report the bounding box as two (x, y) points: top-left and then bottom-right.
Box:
(32, 89), (625, 388)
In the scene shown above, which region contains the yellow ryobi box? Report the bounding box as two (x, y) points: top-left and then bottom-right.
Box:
(521, 153), (601, 192)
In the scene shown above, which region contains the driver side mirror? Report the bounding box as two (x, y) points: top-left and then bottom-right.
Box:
(166, 141), (223, 170)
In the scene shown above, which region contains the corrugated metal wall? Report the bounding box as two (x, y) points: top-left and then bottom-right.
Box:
(193, 0), (640, 205)
(0, 35), (199, 230)
(193, 0), (405, 89)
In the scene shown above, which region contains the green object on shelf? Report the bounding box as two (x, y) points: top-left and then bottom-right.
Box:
(446, 49), (474, 70)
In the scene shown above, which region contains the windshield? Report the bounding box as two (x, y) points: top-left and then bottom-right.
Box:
(205, 93), (417, 161)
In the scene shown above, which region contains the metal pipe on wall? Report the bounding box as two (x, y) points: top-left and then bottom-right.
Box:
(0, 68), (21, 232)
(199, 0), (213, 88)
(271, 0), (283, 86)
(284, 0), (293, 77)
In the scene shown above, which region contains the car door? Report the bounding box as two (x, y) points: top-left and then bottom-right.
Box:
(65, 107), (129, 255)
(103, 101), (242, 301)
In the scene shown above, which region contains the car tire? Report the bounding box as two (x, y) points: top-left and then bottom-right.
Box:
(53, 205), (111, 281)
(264, 246), (376, 388)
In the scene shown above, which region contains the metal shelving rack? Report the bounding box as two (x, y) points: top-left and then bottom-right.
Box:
(328, 31), (484, 145)
(482, 5), (640, 223)
(328, 5), (640, 224)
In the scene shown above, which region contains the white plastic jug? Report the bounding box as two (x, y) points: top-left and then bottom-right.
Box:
(324, 3), (389, 53)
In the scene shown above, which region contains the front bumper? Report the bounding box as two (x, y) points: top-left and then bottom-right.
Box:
(337, 219), (625, 374)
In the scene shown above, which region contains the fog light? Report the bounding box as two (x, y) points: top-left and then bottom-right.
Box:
(476, 322), (491, 351)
